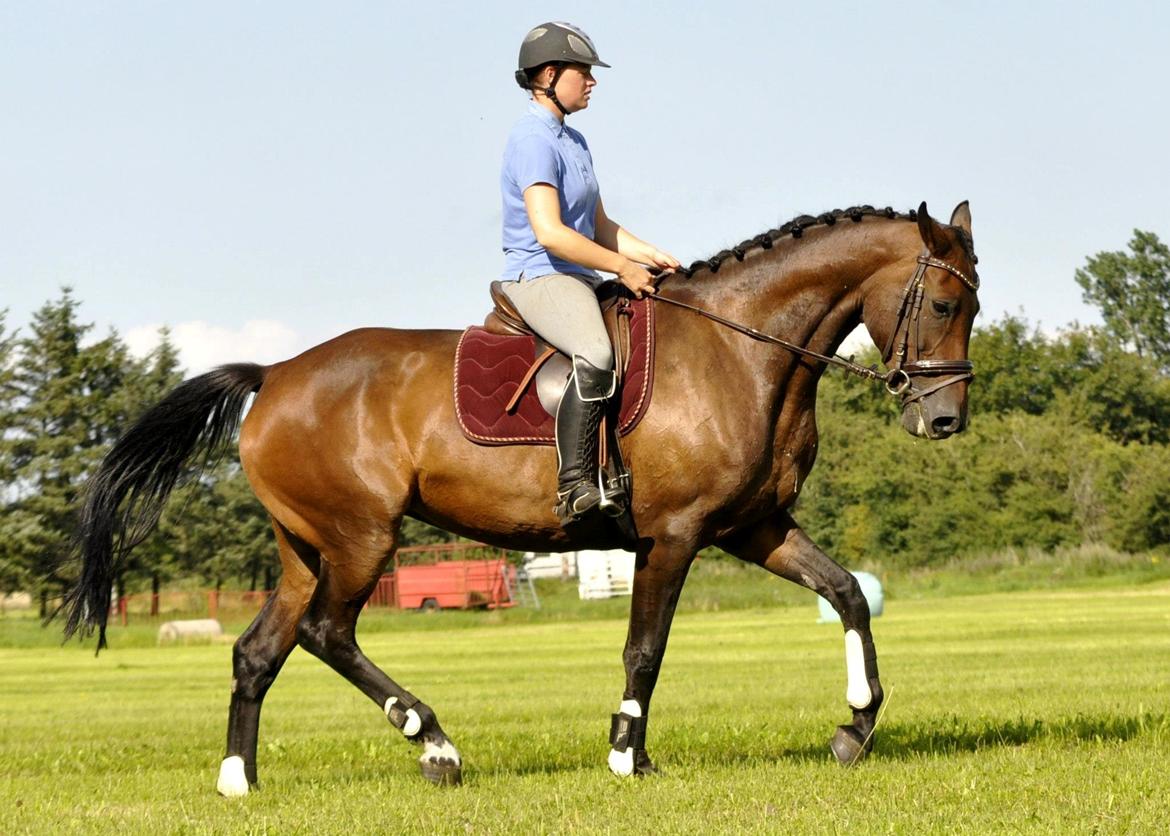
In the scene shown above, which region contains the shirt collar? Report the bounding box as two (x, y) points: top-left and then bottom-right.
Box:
(527, 100), (566, 137)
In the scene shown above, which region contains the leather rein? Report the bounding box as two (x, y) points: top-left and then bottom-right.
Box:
(649, 252), (979, 402)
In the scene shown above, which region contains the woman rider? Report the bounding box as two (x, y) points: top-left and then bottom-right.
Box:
(500, 21), (680, 523)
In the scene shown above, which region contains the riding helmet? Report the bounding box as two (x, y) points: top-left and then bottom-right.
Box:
(515, 22), (610, 90)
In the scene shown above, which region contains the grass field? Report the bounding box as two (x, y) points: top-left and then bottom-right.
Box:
(2, 575), (1168, 833)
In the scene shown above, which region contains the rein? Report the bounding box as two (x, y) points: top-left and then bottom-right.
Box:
(649, 253), (978, 401)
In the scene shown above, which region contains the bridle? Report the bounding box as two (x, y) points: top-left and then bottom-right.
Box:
(649, 251), (979, 403)
(877, 252), (979, 402)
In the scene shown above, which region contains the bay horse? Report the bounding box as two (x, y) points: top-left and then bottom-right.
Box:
(63, 201), (979, 795)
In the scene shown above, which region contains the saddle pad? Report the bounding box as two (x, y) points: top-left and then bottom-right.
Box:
(454, 297), (654, 446)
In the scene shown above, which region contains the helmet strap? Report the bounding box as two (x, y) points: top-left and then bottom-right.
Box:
(543, 63), (570, 117)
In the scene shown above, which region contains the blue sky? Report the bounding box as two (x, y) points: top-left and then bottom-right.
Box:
(3, 2), (1168, 372)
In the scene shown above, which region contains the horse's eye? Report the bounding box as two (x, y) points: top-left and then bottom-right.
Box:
(932, 300), (955, 317)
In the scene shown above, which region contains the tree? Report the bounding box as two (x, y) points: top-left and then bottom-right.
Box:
(0, 309), (22, 593)
(1075, 230), (1170, 371)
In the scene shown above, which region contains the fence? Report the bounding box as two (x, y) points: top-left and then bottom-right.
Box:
(106, 542), (516, 625)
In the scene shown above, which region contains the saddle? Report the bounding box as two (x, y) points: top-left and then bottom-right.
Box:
(453, 281), (656, 446)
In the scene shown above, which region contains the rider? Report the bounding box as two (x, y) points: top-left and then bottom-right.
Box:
(500, 21), (680, 523)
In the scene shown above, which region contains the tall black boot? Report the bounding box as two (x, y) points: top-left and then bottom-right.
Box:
(554, 356), (615, 523)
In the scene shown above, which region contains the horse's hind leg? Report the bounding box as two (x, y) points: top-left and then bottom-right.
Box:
(295, 534), (462, 786)
(217, 520), (317, 797)
(720, 512), (885, 765)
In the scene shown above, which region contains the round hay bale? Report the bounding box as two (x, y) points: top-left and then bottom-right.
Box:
(158, 618), (224, 644)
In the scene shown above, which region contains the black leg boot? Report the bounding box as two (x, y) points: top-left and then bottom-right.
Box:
(554, 356), (616, 524)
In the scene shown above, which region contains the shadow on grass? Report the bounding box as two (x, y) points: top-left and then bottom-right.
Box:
(778, 711), (1168, 762)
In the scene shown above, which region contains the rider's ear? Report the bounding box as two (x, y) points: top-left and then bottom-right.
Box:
(949, 201), (972, 236)
(916, 201), (950, 257)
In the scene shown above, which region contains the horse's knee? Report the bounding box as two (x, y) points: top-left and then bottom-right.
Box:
(830, 572), (870, 625)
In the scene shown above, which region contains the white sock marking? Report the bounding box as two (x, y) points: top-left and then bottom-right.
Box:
(216, 755), (249, 798)
(422, 739), (462, 766)
(844, 629), (872, 709)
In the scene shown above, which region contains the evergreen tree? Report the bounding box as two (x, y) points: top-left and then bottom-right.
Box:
(1, 290), (130, 611)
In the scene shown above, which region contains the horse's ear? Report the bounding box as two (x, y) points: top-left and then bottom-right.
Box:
(916, 201), (949, 256)
(949, 200), (972, 235)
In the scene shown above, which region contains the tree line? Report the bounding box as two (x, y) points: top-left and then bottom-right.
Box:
(2, 231), (1167, 611)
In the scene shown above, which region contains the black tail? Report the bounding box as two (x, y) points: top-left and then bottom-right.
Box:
(61, 362), (267, 650)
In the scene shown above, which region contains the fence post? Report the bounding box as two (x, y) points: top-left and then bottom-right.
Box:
(208, 590), (218, 621)
(119, 596), (128, 627)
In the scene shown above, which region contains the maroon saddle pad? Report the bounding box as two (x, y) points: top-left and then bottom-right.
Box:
(454, 297), (655, 446)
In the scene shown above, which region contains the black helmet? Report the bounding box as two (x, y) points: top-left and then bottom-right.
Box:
(514, 22), (610, 91)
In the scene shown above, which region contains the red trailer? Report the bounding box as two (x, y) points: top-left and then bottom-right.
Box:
(368, 544), (518, 611)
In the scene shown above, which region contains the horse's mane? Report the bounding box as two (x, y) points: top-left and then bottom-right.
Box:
(681, 204), (918, 278)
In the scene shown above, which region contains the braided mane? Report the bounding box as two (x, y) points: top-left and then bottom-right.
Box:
(680, 204), (916, 279)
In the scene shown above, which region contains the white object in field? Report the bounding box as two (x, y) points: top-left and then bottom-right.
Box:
(607, 699), (643, 777)
(816, 571), (884, 623)
(844, 629), (872, 709)
(157, 618), (224, 643)
(522, 552), (578, 579)
(576, 549), (635, 599)
(216, 755), (249, 797)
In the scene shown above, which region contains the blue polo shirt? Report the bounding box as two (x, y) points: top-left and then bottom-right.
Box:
(500, 101), (602, 284)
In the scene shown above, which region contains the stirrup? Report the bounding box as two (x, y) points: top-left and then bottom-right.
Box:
(555, 480), (602, 523)
(597, 473), (628, 518)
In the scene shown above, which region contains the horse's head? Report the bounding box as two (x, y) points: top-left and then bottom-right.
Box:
(863, 201), (980, 440)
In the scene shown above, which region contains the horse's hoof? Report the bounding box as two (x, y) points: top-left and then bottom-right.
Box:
(419, 759), (462, 786)
(829, 725), (870, 766)
(633, 749), (658, 776)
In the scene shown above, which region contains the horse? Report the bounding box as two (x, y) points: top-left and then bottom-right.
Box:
(62, 200), (980, 795)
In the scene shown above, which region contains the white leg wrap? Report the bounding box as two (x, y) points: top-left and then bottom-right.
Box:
(844, 629), (872, 709)
(384, 697), (423, 737)
(216, 755), (249, 798)
(607, 699), (642, 777)
(421, 739), (462, 767)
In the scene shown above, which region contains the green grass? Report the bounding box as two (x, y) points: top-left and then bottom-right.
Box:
(2, 580), (1168, 834)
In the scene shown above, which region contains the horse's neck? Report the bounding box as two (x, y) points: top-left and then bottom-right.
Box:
(672, 220), (912, 361)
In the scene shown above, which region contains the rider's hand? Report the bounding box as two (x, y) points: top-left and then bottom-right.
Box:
(617, 260), (656, 298)
(646, 248), (681, 273)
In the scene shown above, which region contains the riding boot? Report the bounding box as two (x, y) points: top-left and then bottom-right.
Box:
(554, 356), (616, 523)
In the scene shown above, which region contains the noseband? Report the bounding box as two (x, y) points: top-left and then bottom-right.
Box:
(879, 253), (979, 404)
(650, 251), (978, 403)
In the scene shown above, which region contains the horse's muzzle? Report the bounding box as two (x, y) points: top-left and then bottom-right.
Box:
(900, 398), (968, 440)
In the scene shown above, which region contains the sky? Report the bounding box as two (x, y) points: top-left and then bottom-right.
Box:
(3, 2), (1169, 373)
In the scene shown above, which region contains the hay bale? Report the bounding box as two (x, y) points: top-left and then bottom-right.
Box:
(158, 618), (224, 644)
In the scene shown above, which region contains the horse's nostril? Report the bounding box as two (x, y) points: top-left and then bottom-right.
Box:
(931, 415), (960, 436)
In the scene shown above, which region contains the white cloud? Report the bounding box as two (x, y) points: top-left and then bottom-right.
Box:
(125, 319), (302, 375)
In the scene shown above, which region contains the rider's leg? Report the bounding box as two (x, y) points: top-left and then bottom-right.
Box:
(501, 274), (615, 520)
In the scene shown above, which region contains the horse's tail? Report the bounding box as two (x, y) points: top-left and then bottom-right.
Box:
(61, 362), (267, 650)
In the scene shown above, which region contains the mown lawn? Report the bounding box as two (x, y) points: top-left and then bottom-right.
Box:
(1, 582), (1167, 834)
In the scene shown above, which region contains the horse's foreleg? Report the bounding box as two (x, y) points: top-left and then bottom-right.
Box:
(218, 521), (316, 797)
(609, 541), (695, 777)
(720, 512), (884, 765)
(295, 543), (462, 786)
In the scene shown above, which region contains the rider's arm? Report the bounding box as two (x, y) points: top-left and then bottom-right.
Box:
(594, 198), (681, 274)
(523, 184), (655, 296)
